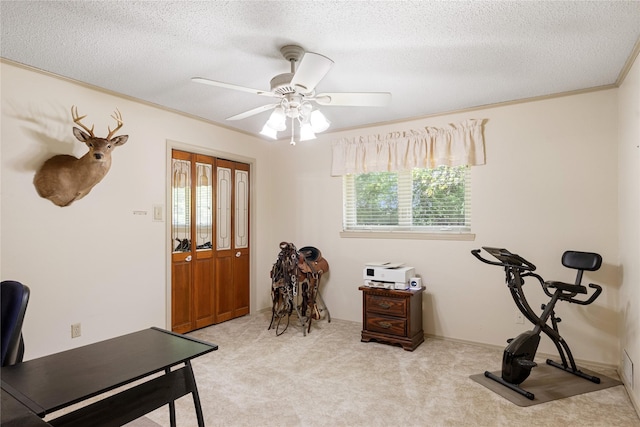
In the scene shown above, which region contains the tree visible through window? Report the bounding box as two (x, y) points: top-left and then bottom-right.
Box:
(343, 165), (470, 232)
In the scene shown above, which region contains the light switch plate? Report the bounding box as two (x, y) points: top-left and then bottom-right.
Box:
(153, 205), (163, 222)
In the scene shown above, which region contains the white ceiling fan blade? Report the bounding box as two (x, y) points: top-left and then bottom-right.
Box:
(191, 77), (277, 98)
(314, 92), (392, 107)
(226, 104), (279, 121)
(290, 52), (334, 93)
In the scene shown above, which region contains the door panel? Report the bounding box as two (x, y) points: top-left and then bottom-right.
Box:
(194, 252), (214, 328)
(171, 151), (193, 333)
(233, 163), (250, 315)
(214, 256), (234, 323)
(214, 159), (250, 322)
(216, 165), (232, 251)
(233, 251), (250, 316)
(234, 167), (249, 249)
(193, 157), (215, 328)
(215, 159), (235, 322)
(171, 150), (216, 333)
(171, 151), (250, 332)
(171, 256), (192, 333)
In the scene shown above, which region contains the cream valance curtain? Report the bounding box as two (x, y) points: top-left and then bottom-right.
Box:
(331, 119), (486, 176)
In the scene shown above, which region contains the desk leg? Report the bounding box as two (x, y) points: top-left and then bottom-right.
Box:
(165, 368), (177, 427)
(186, 360), (205, 427)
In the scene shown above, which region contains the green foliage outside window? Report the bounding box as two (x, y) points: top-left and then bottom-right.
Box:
(354, 172), (398, 225)
(348, 165), (469, 230)
(412, 166), (467, 226)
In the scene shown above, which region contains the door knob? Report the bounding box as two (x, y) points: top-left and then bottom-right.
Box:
(236, 251), (241, 257)
(185, 255), (192, 262)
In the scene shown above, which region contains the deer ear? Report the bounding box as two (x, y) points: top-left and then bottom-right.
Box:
(73, 127), (90, 142)
(111, 135), (129, 146)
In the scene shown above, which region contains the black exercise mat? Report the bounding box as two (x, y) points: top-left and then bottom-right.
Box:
(470, 363), (622, 407)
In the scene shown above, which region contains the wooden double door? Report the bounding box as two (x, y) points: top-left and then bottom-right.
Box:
(171, 150), (250, 333)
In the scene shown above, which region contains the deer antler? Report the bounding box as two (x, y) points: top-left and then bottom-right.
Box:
(106, 108), (124, 140)
(71, 105), (95, 137)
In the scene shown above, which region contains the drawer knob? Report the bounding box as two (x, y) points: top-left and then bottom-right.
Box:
(377, 302), (391, 309)
(378, 321), (392, 329)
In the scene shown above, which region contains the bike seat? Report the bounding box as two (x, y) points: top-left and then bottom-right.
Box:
(545, 281), (587, 294)
(544, 251), (601, 296)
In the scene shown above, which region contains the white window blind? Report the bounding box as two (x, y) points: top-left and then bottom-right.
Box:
(343, 165), (470, 233)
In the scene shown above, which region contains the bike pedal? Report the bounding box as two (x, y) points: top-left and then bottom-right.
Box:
(556, 317), (562, 323)
(517, 359), (538, 368)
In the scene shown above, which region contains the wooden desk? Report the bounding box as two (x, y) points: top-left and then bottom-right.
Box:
(1, 327), (217, 427)
(1, 389), (52, 426)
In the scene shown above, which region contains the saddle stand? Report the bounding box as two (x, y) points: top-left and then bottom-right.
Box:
(269, 242), (331, 336)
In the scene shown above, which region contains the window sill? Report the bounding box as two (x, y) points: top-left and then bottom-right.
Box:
(340, 230), (476, 241)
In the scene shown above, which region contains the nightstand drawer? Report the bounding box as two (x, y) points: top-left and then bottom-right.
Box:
(365, 294), (406, 316)
(359, 286), (424, 351)
(365, 314), (406, 337)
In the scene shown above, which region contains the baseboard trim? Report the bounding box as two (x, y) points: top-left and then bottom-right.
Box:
(618, 368), (640, 418)
(424, 333), (619, 371)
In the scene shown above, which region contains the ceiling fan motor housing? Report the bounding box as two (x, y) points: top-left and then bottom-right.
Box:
(270, 73), (296, 95)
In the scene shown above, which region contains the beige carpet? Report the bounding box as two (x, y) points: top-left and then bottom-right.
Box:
(124, 417), (162, 427)
(130, 312), (638, 427)
(470, 363), (622, 407)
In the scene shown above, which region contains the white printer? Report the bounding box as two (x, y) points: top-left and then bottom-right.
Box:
(363, 262), (415, 290)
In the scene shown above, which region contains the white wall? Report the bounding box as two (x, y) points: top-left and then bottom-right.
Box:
(270, 89), (621, 365)
(0, 59), (629, 370)
(618, 51), (640, 408)
(0, 61), (280, 358)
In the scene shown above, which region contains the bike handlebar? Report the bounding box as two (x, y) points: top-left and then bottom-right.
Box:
(563, 283), (603, 305)
(580, 283), (603, 305)
(541, 281), (603, 305)
(471, 247), (537, 272)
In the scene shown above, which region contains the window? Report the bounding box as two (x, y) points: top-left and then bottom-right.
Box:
(343, 165), (470, 233)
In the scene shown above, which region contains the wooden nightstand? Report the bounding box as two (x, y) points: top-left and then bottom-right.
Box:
(359, 286), (424, 351)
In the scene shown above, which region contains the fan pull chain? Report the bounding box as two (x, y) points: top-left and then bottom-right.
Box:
(290, 115), (296, 145)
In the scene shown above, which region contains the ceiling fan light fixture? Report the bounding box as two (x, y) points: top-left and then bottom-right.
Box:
(299, 123), (316, 141)
(266, 107), (286, 131)
(300, 101), (313, 117)
(259, 123), (278, 139)
(310, 109), (330, 133)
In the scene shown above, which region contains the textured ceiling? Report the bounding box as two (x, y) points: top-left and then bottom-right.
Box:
(2, 1), (640, 140)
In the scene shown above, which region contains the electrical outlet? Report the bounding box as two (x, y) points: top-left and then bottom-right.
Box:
(515, 313), (525, 324)
(71, 323), (81, 339)
(623, 350), (633, 388)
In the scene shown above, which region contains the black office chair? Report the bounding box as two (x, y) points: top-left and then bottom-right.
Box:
(1, 280), (30, 366)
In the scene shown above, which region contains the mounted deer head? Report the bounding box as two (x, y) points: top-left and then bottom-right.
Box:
(33, 106), (129, 207)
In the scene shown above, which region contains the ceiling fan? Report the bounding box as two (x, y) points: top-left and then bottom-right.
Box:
(192, 45), (391, 144)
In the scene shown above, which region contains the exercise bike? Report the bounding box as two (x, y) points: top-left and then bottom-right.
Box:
(471, 246), (603, 400)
